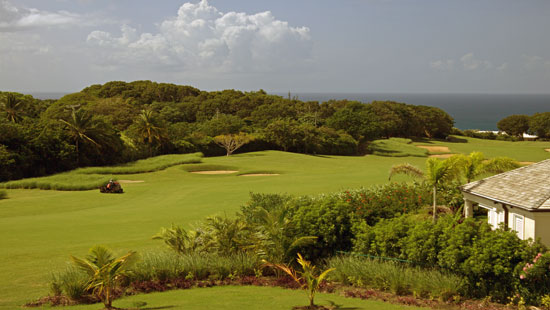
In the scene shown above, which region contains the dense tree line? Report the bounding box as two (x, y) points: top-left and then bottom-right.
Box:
(497, 113), (550, 139)
(1, 81), (454, 181)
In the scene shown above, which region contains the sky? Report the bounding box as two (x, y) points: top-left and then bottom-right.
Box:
(1, 0), (549, 94)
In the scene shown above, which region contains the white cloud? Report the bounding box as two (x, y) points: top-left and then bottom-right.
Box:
(431, 53), (495, 72)
(460, 53), (492, 71)
(522, 55), (550, 71)
(496, 62), (508, 71)
(86, 0), (312, 73)
(0, 0), (80, 31)
(430, 59), (454, 71)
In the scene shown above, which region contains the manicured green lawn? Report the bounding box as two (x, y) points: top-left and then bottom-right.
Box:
(64, 286), (426, 310)
(1, 140), (549, 309)
(413, 136), (550, 162)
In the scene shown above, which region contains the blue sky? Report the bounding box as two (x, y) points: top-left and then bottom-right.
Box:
(1, 0), (549, 93)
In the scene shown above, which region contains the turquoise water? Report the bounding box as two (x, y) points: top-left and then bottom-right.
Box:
(277, 93), (550, 130)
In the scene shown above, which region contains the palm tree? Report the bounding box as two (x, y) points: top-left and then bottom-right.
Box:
(245, 204), (317, 264)
(71, 245), (138, 309)
(263, 253), (335, 308)
(389, 157), (458, 222)
(450, 151), (520, 183)
(59, 108), (113, 165)
(0, 93), (25, 123)
(133, 109), (166, 156)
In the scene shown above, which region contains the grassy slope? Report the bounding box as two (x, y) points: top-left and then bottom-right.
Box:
(413, 136), (550, 161)
(1, 139), (549, 308)
(66, 286), (426, 310)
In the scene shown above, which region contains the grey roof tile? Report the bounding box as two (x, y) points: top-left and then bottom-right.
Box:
(461, 159), (550, 210)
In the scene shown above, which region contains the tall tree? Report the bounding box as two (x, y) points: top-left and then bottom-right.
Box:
(389, 158), (458, 222)
(529, 112), (550, 138)
(0, 93), (25, 123)
(132, 109), (167, 156)
(59, 108), (116, 165)
(497, 115), (530, 138)
(214, 132), (254, 156)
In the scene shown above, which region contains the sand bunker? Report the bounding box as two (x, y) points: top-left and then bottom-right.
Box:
(191, 170), (238, 175)
(545, 149), (550, 152)
(429, 154), (455, 159)
(240, 173), (280, 177)
(118, 180), (145, 184)
(417, 145), (451, 153)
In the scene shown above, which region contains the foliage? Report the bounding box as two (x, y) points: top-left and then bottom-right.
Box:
(263, 253), (335, 308)
(497, 115), (530, 138)
(529, 112), (550, 138)
(0, 92), (26, 123)
(352, 215), (547, 302)
(367, 138), (428, 157)
(75, 153), (203, 174)
(0, 189), (6, 199)
(71, 245), (138, 309)
(153, 225), (203, 255)
(518, 252), (550, 305)
(342, 183), (430, 226)
(327, 255), (465, 300)
(449, 151), (520, 183)
(59, 108), (124, 166)
(128, 109), (168, 156)
(389, 158), (459, 221)
(214, 132), (255, 156)
(129, 251), (260, 282)
(50, 266), (90, 300)
(0, 172), (114, 190)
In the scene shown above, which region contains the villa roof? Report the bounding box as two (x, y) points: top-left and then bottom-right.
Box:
(460, 159), (550, 211)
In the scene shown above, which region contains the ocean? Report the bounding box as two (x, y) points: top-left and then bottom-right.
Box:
(30, 92), (550, 131)
(275, 93), (550, 131)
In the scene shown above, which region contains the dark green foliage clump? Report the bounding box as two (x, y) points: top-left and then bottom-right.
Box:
(351, 215), (546, 302)
(0, 82), (456, 182)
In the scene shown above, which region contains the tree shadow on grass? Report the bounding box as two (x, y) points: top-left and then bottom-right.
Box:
(324, 300), (361, 309)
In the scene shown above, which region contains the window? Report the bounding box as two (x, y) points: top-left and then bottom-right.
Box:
(514, 215), (524, 239)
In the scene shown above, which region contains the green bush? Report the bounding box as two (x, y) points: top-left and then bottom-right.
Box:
(351, 215), (546, 302)
(327, 255), (465, 300)
(129, 251), (260, 282)
(0, 189), (6, 199)
(290, 195), (355, 260)
(343, 182), (431, 226)
(50, 266), (90, 300)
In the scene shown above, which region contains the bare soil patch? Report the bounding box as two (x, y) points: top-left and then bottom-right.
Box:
(429, 154), (455, 159)
(240, 173), (280, 176)
(117, 180), (145, 184)
(416, 145), (451, 153)
(191, 170), (238, 175)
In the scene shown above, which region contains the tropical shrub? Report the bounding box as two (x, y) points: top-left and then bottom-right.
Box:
(352, 215), (546, 302)
(129, 251), (260, 282)
(518, 252), (550, 304)
(264, 253), (335, 308)
(327, 255), (465, 300)
(71, 245), (138, 309)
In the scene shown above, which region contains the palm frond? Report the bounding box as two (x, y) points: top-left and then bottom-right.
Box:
(388, 163), (424, 180)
